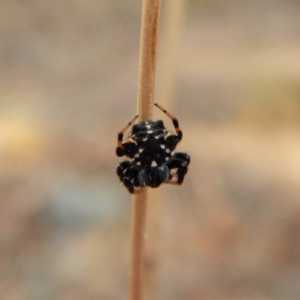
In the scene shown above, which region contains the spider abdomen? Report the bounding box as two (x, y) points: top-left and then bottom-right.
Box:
(137, 165), (169, 188)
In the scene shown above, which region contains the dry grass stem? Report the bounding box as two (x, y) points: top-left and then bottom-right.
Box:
(146, 2), (186, 298)
(136, 0), (161, 120)
(129, 189), (148, 300)
(129, 1), (161, 300)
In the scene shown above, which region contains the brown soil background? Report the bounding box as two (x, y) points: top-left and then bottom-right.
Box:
(1, 1), (300, 299)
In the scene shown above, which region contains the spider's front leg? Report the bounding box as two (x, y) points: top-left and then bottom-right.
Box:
(154, 103), (183, 151)
(154, 103), (182, 140)
(166, 152), (190, 185)
(116, 115), (138, 157)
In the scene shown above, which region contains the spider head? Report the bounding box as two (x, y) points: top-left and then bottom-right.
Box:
(131, 120), (166, 141)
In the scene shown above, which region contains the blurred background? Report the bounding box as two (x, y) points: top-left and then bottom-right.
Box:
(1, 0), (300, 299)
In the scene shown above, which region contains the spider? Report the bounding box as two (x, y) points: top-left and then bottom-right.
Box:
(116, 103), (190, 194)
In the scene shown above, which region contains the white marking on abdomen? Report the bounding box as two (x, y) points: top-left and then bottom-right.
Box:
(151, 160), (157, 167)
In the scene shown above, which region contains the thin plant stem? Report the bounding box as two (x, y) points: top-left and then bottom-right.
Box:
(129, 1), (161, 300)
(136, 0), (161, 120)
(146, 2), (186, 298)
(129, 189), (148, 300)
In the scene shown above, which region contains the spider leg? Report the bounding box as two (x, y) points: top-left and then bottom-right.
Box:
(116, 160), (131, 181)
(166, 152), (190, 185)
(117, 161), (140, 194)
(172, 152), (190, 164)
(116, 115), (139, 157)
(123, 176), (136, 194)
(154, 103), (182, 140)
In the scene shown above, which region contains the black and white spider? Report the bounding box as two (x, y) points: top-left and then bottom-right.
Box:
(116, 103), (190, 194)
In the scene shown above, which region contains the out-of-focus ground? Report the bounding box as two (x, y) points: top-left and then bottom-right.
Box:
(1, 0), (300, 299)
